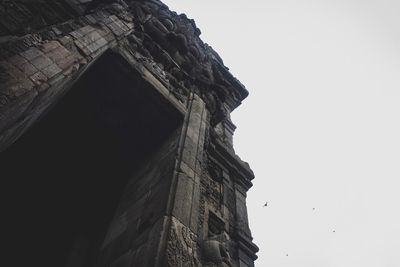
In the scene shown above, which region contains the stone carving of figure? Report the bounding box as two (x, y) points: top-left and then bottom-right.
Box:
(202, 231), (232, 267)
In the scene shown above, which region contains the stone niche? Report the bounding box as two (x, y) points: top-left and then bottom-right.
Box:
(0, 1), (258, 267)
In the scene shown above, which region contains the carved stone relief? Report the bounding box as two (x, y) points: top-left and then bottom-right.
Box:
(123, 0), (244, 125)
(166, 217), (200, 267)
(200, 174), (223, 212)
(202, 212), (233, 267)
(198, 152), (226, 237)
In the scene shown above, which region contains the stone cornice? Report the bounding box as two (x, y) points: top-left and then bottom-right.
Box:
(208, 132), (255, 192)
(234, 231), (259, 261)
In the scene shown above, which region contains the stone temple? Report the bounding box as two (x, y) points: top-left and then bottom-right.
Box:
(0, 1), (258, 266)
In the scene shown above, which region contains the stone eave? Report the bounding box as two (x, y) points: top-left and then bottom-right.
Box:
(211, 57), (249, 111)
(234, 231), (259, 261)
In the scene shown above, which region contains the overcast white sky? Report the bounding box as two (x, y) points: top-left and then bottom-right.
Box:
(163, 1), (400, 266)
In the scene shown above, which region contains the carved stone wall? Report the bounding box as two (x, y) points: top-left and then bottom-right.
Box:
(166, 217), (200, 267)
(0, 1), (258, 266)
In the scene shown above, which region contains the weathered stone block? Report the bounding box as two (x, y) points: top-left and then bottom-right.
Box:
(172, 173), (195, 225)
(20, 47), (44, 61)
(46, 46), (73, 63)
(8, 54), (28, 68)
(41, 64), (62, 79)
(56, 55), (76, 70)
(29, 71), (48, 86)
(17, 62), (39, 77)
(39, 41), (62, 53)
(30, 55), (53, 70)
(179, 160), (195, 178)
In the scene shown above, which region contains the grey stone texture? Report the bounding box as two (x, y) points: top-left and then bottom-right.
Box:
(0, 1), (258, 266)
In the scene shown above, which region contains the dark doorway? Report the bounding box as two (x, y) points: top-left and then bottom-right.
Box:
(1, 51), (182, 267)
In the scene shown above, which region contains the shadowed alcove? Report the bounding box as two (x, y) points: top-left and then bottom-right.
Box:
(1, 51), (183, 267)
